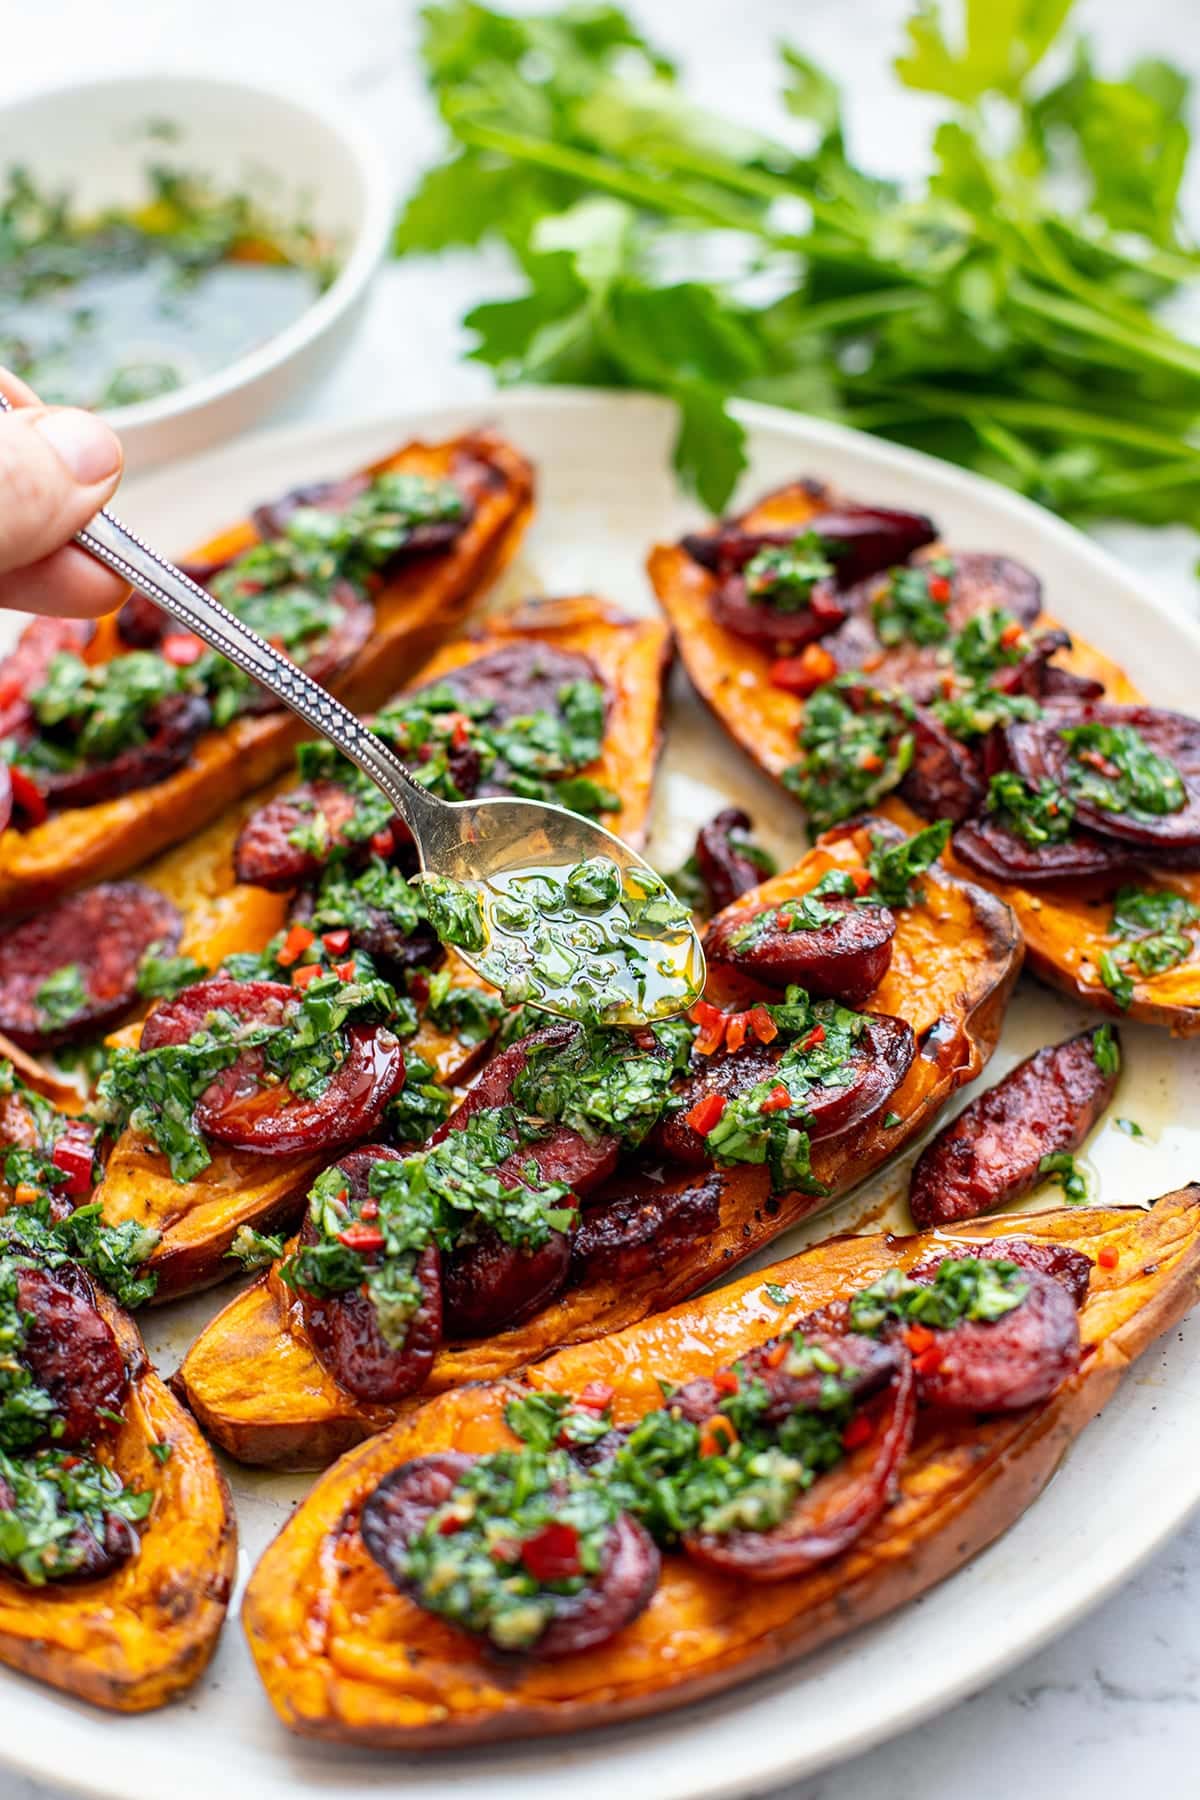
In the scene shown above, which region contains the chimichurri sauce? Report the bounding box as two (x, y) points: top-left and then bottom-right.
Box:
(0, 163), (335, 410)
(420, 856), (702, 1025)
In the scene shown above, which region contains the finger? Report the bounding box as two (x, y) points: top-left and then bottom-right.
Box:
(0, 371), (41, 408)
(0, 404), (124, 580)
(0, 544), (128, 619)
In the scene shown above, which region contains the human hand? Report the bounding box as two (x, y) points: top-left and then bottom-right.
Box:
(0, 370), (127, 617)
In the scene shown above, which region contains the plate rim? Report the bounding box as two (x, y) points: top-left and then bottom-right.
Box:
(5, 383), (1200, 1800)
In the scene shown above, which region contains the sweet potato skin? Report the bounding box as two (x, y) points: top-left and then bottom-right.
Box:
(177, 814), (1021, 1467)
(0, 1293), (235, 1712)
(649, 484), (1200, 1034)
(241, 1184), (1200, 1748)
(0, 430), (535, 919)
(95, 599), (671, 1301)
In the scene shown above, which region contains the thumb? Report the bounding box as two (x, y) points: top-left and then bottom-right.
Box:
(0, 406), (123, 577)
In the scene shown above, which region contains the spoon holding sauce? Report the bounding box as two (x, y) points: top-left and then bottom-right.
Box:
(5, 390), (705, 1026)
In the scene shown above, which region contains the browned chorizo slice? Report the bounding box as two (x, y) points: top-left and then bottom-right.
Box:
(289, 886), (441, 980)
(252, 474), (474, 564)
(115, 590), (170, 649)
(906, 1268), (1081, 1412)
(417, 641), (603, 731)
(0, 763), (10, 837)
(910, 1239), (1093, 1310)
(0, 882), (182, 1049)
(442, 1219), (575, 1340)
(15, 1263), (128, 1446)
(359, 1454), (660, 1657)
(710, 574), (846, 650)
(0, 1465), (141, 1586)
(570, 1171), (723, 1286)
(141, 977), (406, 1156)
(908, 1027), (1120, 1229)
(682, 502), (936, 588)
(827, 553), (1041, 693)
(653, 1015), (916, 1169)
(691, 808), (768, 914)
(298, 1147), (442, 1403)
(0, 615), (94, 739)
(672, 1324), (902, 1428)
(681, 1354), (915, 1580)
(951, 813), (1131, 886)
(705, 894), (896, 1002)
(35, 691), (211, 812)
(1009, 703), (1200, 851)
(233, 779), (371, 890)
(900, 708), (986, 824)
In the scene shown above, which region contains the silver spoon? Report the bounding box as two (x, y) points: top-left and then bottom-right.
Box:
(3, 394), (705, 1024)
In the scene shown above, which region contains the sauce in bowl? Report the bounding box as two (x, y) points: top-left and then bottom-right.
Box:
(0, 162), (336, 409)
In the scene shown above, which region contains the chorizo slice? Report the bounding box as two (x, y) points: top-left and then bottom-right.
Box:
(0, 882), (182, 1049)
(233, 778), (372, 890)
(681, 1354), (915, 1580)
(0, 1462), (141, 1585)
(683, 501), (936, 588)
(710, 574), (846, 650)
(0, 763), (12, 838)
(289, 886), (441, 981)
(141, 976), (406, 1156)
(653, 1014), (916, 1169)
(569, 1171), (723, 1286)
(900, 708), (985, 824)
(904, 1267), (1082, 1412)
(442, 1219), (575, 1340)
(910, 1239), (1093, 1310)
(34, 691), (212, 812)
(691, 807), (768, 914)
(15, 1263), (128, 1447)
(299, 1147), (443, 1403)
(1008, 703), (1200, 851)
(827, 552), (1041, 694)
(251, 474), (473, 563)
(417, 640), (603, 731)
(704, 894), (896, 1002)
(909, 1027), (1120, 1228)
(672, 1323), (902, 1428)
(360, 1453), (660, 1658)
(951, 812), (1131, 886)
(0, 615), (94, 740)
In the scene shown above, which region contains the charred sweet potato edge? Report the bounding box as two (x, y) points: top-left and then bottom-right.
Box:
(240, 1183), (1200, 1748)
(648, 482), (1200, 1036)
(96, 599), (673, 1303)
(0, 1293), (235, 1713)
(0, 429), (535, 918)
(176, 814), (1021, 1469)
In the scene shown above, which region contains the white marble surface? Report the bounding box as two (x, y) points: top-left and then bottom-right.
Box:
(2, 2), (1199, 1796)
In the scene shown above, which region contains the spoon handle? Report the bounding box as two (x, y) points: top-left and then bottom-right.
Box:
(0, 394), (440, 844)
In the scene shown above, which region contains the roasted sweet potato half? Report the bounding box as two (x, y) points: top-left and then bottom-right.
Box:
(0, 430), (534, 919)
(648, 481), (1200, 1034)
(241, 1183), (1200, 1748)
(95, 599), (671, 1301)
(0, 1291), (235, 1712)
(176, 815), (1021, 1468)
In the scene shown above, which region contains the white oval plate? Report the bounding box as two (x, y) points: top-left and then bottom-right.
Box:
(3, 390), (1198, 1800)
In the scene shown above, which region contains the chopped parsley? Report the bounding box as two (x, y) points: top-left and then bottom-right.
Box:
(783, 677), (914, 835)
(984, 770), (1074, 845)
(0, 1447), (152, 1586)
(849, 1256), (1029, 1334)
(950, 610), (1030, 679)
(1037, 1150), (1089, 1203)
(743, 532), (835, 611)
(1060, 722), (1186, 820)
(1116, 1117), (1145, 1138)
(385, 1050), (455, 1143)
(1096, 885), (1200, 1006)
(1092, 1024), (1120, 1077)
(871, 558), (954, 648)
(864, 820), (951, 907)
(225, 1226), (287, 1271)
(135, 948), (210, 1001)
(33, 964), (89, 1034)
(511, 1020), (688, 1147)
(29, 651), (189, 766)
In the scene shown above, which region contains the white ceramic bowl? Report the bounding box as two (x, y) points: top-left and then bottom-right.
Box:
(0, 73), (394, 469)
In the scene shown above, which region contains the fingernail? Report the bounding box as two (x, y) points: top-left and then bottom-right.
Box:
(35, 409), (122, 485)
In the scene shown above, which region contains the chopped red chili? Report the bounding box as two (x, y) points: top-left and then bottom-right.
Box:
(686, 1092), (727, 1136)
(521, 1521), (582, 1582)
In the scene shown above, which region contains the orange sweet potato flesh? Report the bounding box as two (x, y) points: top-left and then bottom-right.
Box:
(648, 482), (1200, 1034)
(241, 1182), (1200, 1748)
(0, 1293), (235, 1712)
(176, 814), (1021, 1468)
(0, 430), (535, 919)
(96, 600), (672, 1302)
